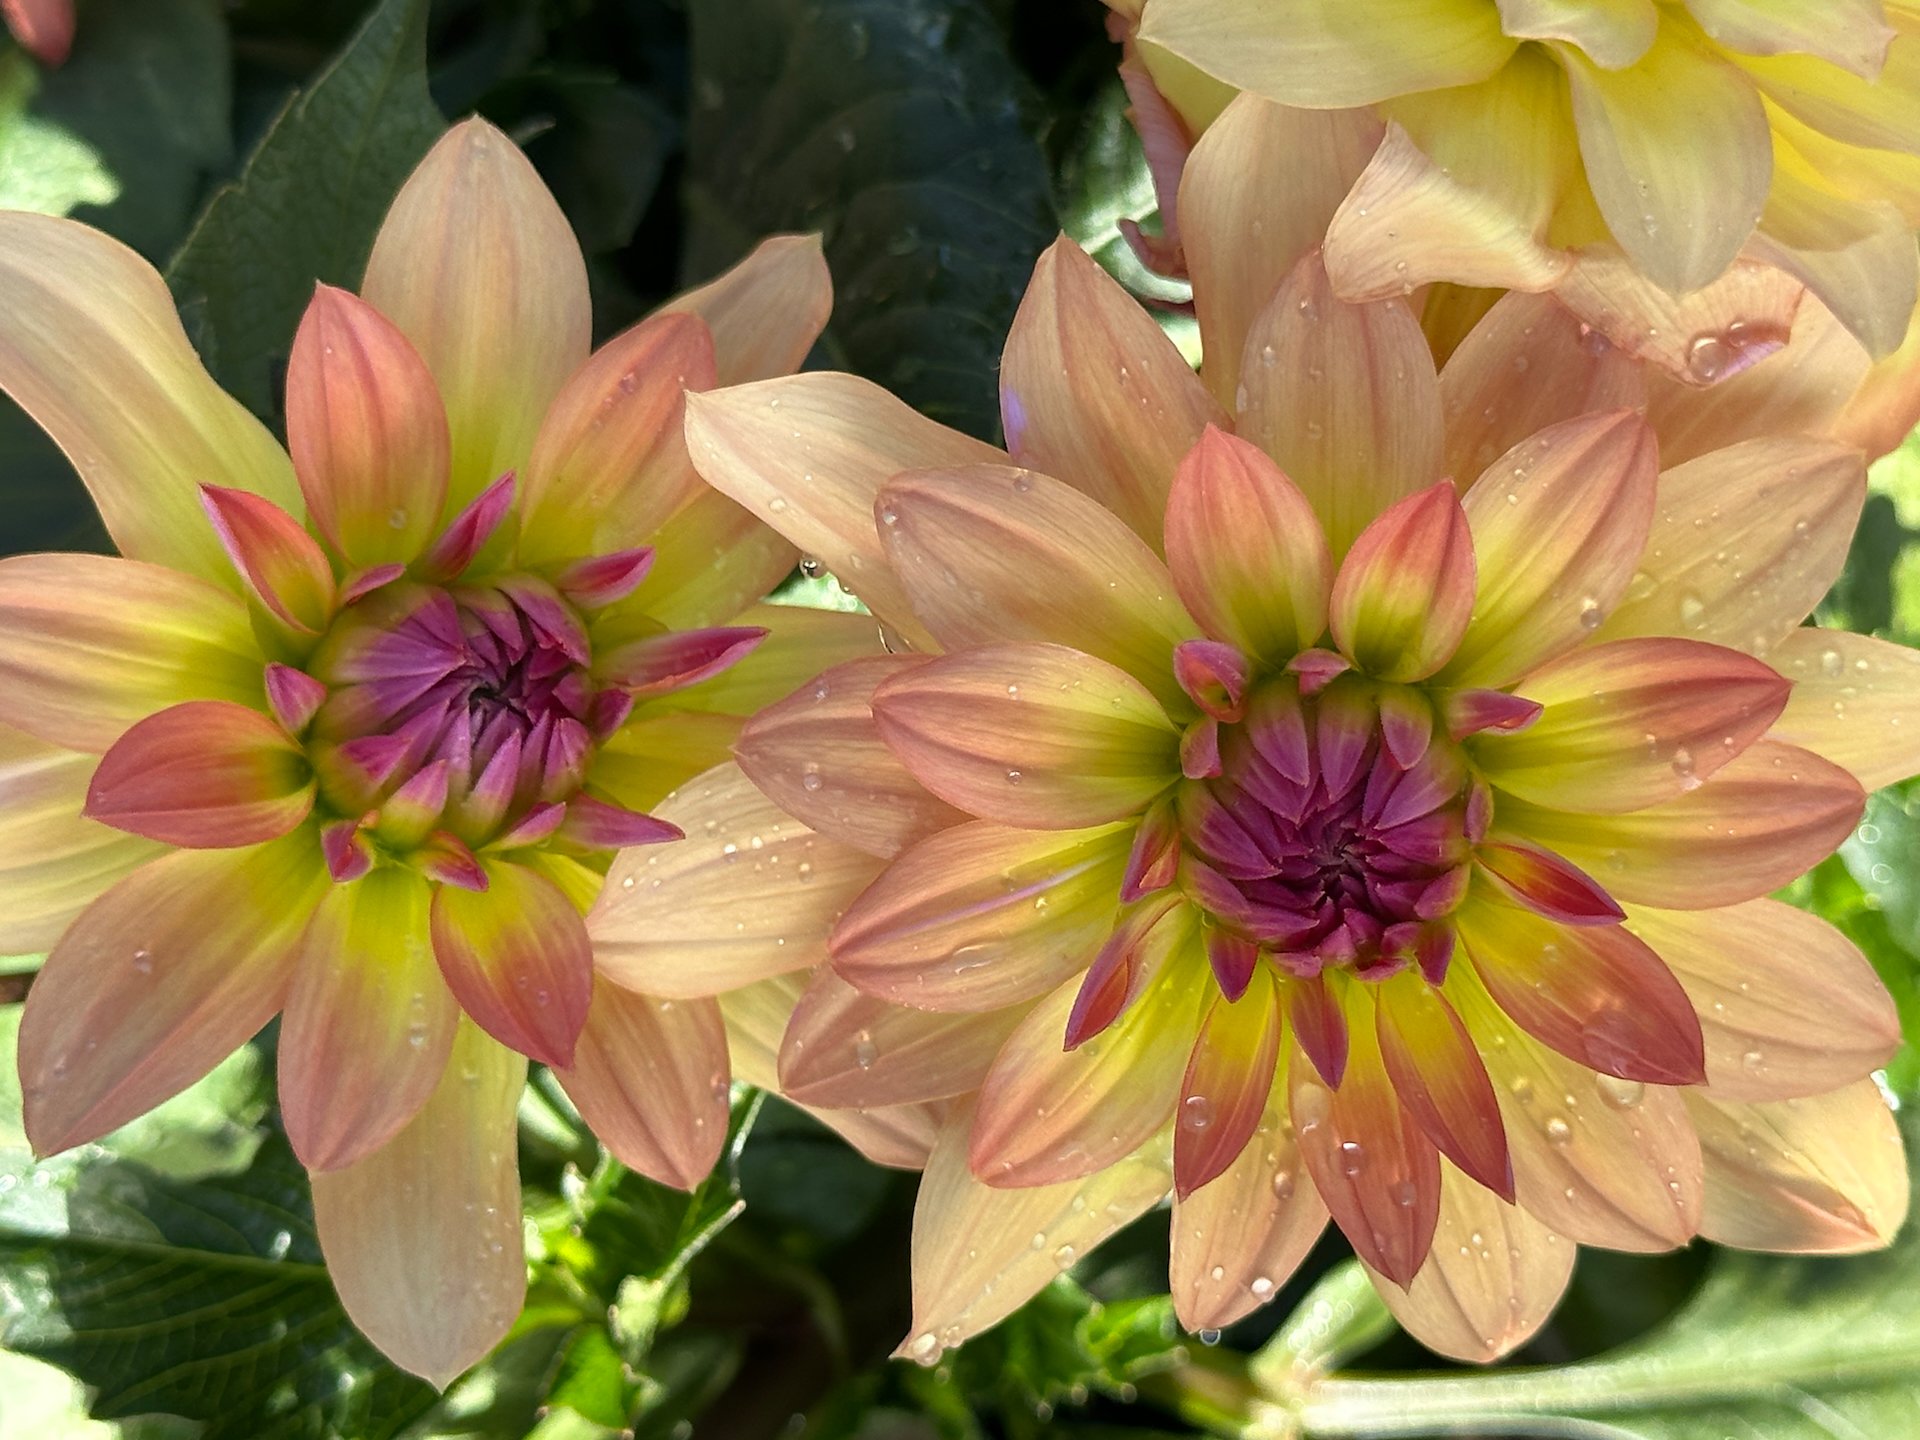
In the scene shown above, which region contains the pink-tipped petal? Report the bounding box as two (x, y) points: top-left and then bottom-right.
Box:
(199, 485), (338, 634)
(1329, 481), (1476, 682)
(1440, 688), (1542, 741)
(1374, 971), (1513, 1201)
(2, 0), (74, 65)
(1204, 925), (1260, 1003)
(417, 472), (516, 583)
(1065, 895), (1186, 1050)
(554, 794), (682, 851)
(1288, 974), (1349, 1090)
(1173, 638), (1251, 721)
(597, 625), (767, 697)
(1475, 841), (1625, 926)
(1175, 970), (1284, 1198)
(551, 548), (656, 612)
(1121, 796), (1182, 902)
(85, 700), (313, 848)
(265, 664), (327, 736)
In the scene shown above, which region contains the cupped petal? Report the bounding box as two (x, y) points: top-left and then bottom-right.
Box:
(1444, 410), (1660, 689)
(658, 232), (833, 387)
(1686, 1080), (1908, 1252)
(1175, 969), (1286, 1198)
(518, 312), (718, 563)
(1179, 95), (1383, 406)
(1368, 1161), (1574, 1364)
(430, 858), (594, 1068)
(84, 700), (313, 849)
(1686, 0), (1894, 76)
(871, 643), (1179, 829)
(876, 464), (1199, 709)
(1765, 628), (1920, 790)
(0, 212), (301, 583)
(999, 237), (1225, 548)
(1457, 896), (1706, 1085)
(1497, 0), (1657, 69)
(1329, 481), (1476, 682)
(1477, 637), (1791, 812)
(683, 374), (1004, 639)
(1374, 970), (1513, 1200)
(1165, 427), (1333, 668)
(734, 654), (966, 859)
(554, 980), (728, 1190)
(830, 820), (1132, 1012)
(902, 1103), (1171, 1362)
(279, 866), (457, 1172)
(1236, 253), (1445, 560)
(1136, 0), (1516, 108)
(1627, 900), (1899, 1100)
(1563, 32), (1775, 295)
(285, 284), (450, 567)
(1553, 249), (1805, 382)
(18, 832), (325, 1154)
(362, 119), (589, 509)
(311, 1018), (527, 1389)
(0, 554), (264, 752)
(1495, 740), (1864, 910)
(590, 762), (885, 998)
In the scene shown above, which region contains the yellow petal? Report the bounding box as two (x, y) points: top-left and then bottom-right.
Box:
(1688, 0), (1895, 77)
(1496, 0), (1658, 69)
(625, 486), (799, 632)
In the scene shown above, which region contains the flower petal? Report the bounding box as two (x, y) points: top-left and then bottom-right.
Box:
(430, 858), (594, 1068)
(1497, 0), (1658, 67)
(2, 0), (73, 65)
(311, 1019), (526, 1388)
(198, 485), (337, 634)
(624, 486), (799, 631)
(1687, 1080), (1908, 1253)
(1685, 0), (1894, 77)
(1553, 250), (1805, 383)
(18, 833), (324, 1153)
(279, 866), (457, 1172)
(554, 980), (728, 1190)
(831, 821), (1132, 1012)
(1330, 481), (1476, 682)
(655, 601), (884, 719)
(1628, 900), (1899, 1100)
(360, 118), (590, 509)
(658, 232), (832, 386)
(0, 554), (264, 753)
(285, 284), (451, 567)
(1175, 969), (1285, 1198)
(590, 763), (885, 998)
(1375, 971), (1513, 1200)
(1765, 628), (1920, 790)
(1236, 252), (1445, 560)
(0, 212), (301, 583)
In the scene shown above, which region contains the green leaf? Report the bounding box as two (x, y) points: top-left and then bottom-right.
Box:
(682, 0), (1056, 440)
(167, 0), (445, 418)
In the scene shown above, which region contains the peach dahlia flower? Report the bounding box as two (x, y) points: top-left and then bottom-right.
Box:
(0, 118), (879, 1384)
(1108, 0), (1920, 363)
(681, 99), (1920, 1364)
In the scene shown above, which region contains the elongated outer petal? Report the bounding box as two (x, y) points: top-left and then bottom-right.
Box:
(1175, 969), (1285, 1198)
(1498, 0), (1657, 67)
(0, 554), (264, 752)
(779, 968), (1024, 1107)
(1687, 1080), (1908, 1253)
(1180, 95), (1383, 407)
(999, 238), (1225, 549)
(902, 1102), (1172, 1362)
(1450, 963), (1702, 1250)
(1686, 0), (1894, 76)
(1164, 427), (1334, 667)
(684, 374), (1005, 641)
(1495, 740), (1864, 910)
(554, 979), (728, 1190)
(0, 726), (163, 954)
(1368, 1162), (1575, 1364)
(285, 285), (451, 567)
(1766, 628), (1920, 790)
(1330, 482), (1476, 682)
(1170, 1059), (1329, 1330)
(658, 232), (833, 387)
(361, 118), (590, 509)
(431, 858), (594, 1068)
(18, 833), (325, 1154)
(518, 312), (718, 563)
(279, 867), (456, 1172)
(970, 931), (1206, 1187)
(876, 465), (1199, 711)
(872, 643), (1179, 829)
(1596, 438), (1865, 655)
(735, 655), (966, 860)
(0, 212), (301, 584)
(1479, 637), (1791, 813)
(831, 821), (1132, 1012)
(1136, 0), (1516, 109)
(1628, 900), (1899, 1101)
(312, 1019), (527, 1389)
(1443, 410), (1659, 689)
(1236, 253), (1445, 561)
(1375, 971), (1512, 1201)
(84, 700), (313, 848)
(1458, 897), (1705, 1086)
(591, 762), (884, 998)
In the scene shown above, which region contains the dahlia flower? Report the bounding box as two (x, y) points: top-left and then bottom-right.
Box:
(682, 95), (1920, 1363)
(2, 0), (71, 67)
(0, 118), (883, 1384)
(1108, 0), (1920, 363)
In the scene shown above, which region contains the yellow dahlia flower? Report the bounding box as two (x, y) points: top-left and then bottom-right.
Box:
(680, 97), (1920, 1363)
(0, 118), (880, 1384)
(1113, 0), (1920, 362)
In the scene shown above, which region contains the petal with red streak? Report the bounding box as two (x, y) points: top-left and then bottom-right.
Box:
(1374, 971), (1513, 1200)
(1175, 968), (1284, 1198)
(1329, 481), (1476, 682)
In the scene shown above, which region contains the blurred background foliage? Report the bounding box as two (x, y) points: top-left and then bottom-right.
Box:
(1, 1), (1917, 1437)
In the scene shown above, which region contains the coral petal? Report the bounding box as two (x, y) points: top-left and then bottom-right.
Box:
(430, 859), (594, 1066)
(86, 700), (313, 848)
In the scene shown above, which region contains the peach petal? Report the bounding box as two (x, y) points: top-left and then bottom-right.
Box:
(1553, 251), (1804, 383)
(1175, 969), (1284, 1198)
(18, 833), (325, 1154)
(84, 700), (312, 849)
(1475, 841), (1624, 925)
(198, 485), (337, 634)
(657, 233), (833, 387)
(1686, 0), (1894, 76)
(311, 1019), (526, 1389)
(1329, 481), (1476, 683)
(1765, 628), (1920, 790)
(1374, 971), (1513, 1201)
